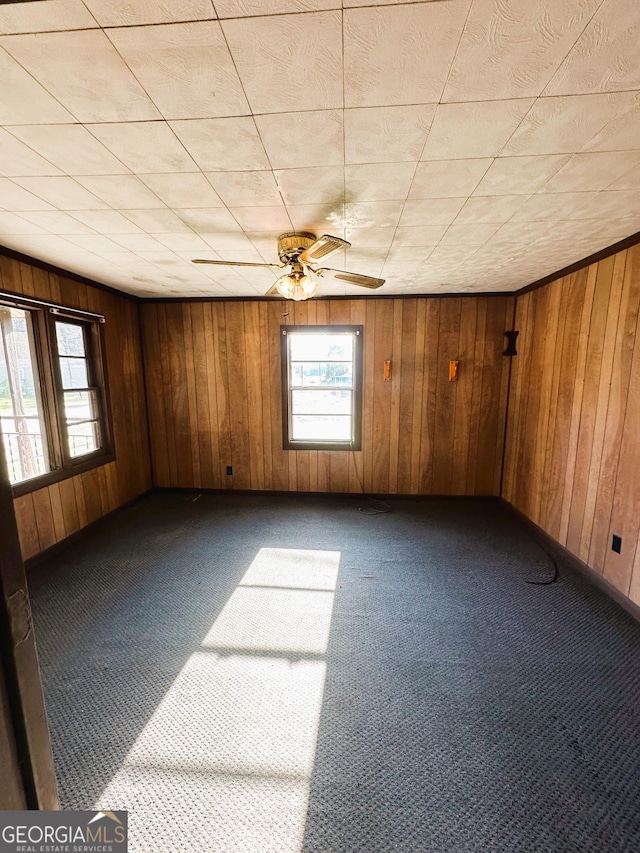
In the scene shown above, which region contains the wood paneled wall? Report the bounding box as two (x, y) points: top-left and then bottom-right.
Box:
(142, 296), (513, 496)
(503, 244), (640, 607)
(0, 254), (152, 560)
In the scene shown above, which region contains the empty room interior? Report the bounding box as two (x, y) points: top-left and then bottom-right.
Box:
(1, 0), (639, 851)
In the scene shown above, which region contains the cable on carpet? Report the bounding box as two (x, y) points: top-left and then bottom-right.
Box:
(350, 445), (393, 515)
(526, 538), (559, 586)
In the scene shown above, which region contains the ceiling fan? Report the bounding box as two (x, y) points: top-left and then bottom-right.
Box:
(192, 232), (385, 301)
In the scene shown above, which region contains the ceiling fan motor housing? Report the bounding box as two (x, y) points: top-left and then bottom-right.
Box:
(277, 232), (316, 264)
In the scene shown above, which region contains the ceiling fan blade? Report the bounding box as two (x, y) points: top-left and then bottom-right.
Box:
(192, 259), (280, 268)
(315, 268), (385, 289)
(264, 284), (282, 297)
(299, 234), (351, 264)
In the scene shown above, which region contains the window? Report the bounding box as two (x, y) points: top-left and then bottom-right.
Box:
(281, 325), (363, 450)
(0, 296), (112, 494)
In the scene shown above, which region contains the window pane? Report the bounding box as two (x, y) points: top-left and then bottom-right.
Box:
(56, 321), (85, 357)
(291, 415), (352, 441)
(289, 334), (353, 361)
(67, 421), (99, 458)
(291, 389), (351, 416)
(291, 362), (353, 388)
(63, 390), (97, 423)
(0, 306), (49, 484)
(59, 356), (89, 389)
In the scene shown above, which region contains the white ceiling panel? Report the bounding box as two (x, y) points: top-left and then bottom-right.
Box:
(0, 1), (97, 33)
(89, 122), (199, 174)
(544, 0), (640, 96)
(345, 106), (436, 164)
(409, 160), (493, 200)
(443, 0), (604, 102)
(11, 177), (108, 210)
(0, 30), (160, 122)
(345, 163), (416, 202)
(139, 173), (224, 209)
(0, 1), (638, 298)
(473, 155), (571, 196)
(106, 21), (249, 120)
(255, 111), (344, 170)
(221, 12), (343, 114)
(344, 2), (472, 108)
(0, 48), (76, 125)
(275, 167), (344, 206)
(503, 93), (637, 156)
(422, 100), (534, 160)
(170, 118), (270, 171)
(8, 124), (130, 175)
(82, 0), (215, 27)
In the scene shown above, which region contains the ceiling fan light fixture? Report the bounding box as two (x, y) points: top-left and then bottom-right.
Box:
(275, 271), (319, 301)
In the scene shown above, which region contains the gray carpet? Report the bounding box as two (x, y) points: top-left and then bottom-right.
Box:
(29, 493), (640, 853)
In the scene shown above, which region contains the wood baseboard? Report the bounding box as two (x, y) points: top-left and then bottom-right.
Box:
(502, 499), (640, 624)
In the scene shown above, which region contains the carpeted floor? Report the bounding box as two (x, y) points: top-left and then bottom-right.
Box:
(29, 492), (640, 853)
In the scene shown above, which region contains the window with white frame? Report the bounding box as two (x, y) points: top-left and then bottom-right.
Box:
(281, 325), (363, 450)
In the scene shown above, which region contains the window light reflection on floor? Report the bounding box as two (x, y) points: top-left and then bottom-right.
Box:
(95, 548), (340, 853)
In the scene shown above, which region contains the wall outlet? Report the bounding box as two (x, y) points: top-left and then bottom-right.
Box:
(612, 534), (622, 554)
(226, 466), (233, 476)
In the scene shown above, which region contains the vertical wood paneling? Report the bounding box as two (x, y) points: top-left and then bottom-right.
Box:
(504, 243), (640, 608)
(1, 253), (151, 560)
(142, 295), (512, 499)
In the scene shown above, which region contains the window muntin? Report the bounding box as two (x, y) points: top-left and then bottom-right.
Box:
(0, 296), (112, 492)
(282, 326), (363, 450)
(0, 306), (50, 485)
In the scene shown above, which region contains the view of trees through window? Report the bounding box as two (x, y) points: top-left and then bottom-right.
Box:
(0, 306), (49, 484)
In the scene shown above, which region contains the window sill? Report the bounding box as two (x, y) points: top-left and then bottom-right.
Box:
(11, 451), (116, 498)
(283, 441), (361, 451)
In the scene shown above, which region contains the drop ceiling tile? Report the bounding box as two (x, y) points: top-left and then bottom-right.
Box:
(246, 231), (288, 261)
(229, 205), (292, 232)
(88, 122), (198, 174)
(511, 192), (599, 222)
(221, 12), (343, 113)
(473, 155), (570, 196)
(110, 233), (169, 252)
(398, 198), (465, 227)
(11, 177), (107, 209)
(423, 100), (534, 162)
(0, 129), (61, 177)
(443, 0), (603, 102)
(345, 163), (416, 202)
(123, 208), (194, 233)
(83, 0), (215, 26)
(502, 93), (637, 156)
(440, 222), (500, 246)
(609, 163), (640, 190)
(541, 151), (640, 193)
(567, 189), (640, 220)
(392, 225), (448, 247)
(0, 212), (47, 235)
(75, 176), (163, 209)
(63, 233), (127, 253)
(544, 0), (640, 96)
(344, 3), (471, 108)
(408, 159), (493, 200)
(583, 94), (640, 152)
(275, 167), (344, 205)
(8, 124), (130, 176)
(153, 232), (212, 252)
(17, 210), (97, 234)
(206, 171), (282, 207)
(0, 48), (75, 124)
(107, 21), (249, 120)
(178, 208), (244, 233)
(139, 173), (224, 209)
(345, 105), (436, 164)
(455, 195), (530, 224)
(344, 226), (396, 249)
(255, 111), (344, 170)
(216, 0), (336, 14)
(343, 200), (404, 230)
(170, 118), (270, 171)
(0, 1), (97, 33)
(68, 209), (144, 233)
(0, 30), (160, 122)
